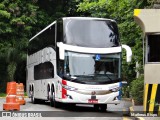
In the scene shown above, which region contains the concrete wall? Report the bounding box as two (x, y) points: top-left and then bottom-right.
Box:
(144, 64), (160, 84)
(134, 9), (160, 34)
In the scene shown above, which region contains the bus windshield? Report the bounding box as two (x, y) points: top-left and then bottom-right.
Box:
(63, 19), (120, 48)
(62, 51), (121, 84)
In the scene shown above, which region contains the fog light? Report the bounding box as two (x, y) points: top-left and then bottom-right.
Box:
(66, 94), (73, 99)
(113, 97), (118, 101)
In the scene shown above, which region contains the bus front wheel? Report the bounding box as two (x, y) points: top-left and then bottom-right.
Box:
(99, 104), (107, 112)
(50, 92), (54, 107)
(94, 104), (107, 112)
(50, 85), (54, 107)
(50, 85), (61, 108)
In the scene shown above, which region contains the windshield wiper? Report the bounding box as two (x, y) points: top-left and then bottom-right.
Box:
(93, 73), (113, 82)
(105, 74), (113, 82)
(70, 76), (78, 81)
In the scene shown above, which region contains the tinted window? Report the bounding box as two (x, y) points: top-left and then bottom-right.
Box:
(62, 51), (121, 84)
(34, 62), (54, 80)
(63, 19), (120, 48)
(147, 35), (160, 62)
(57, 19), (63, 42)
(28, 24), (56, 55)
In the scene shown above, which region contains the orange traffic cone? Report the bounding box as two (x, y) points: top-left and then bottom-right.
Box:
(3, 82), (20, 111)
(16, 83), (26, 105)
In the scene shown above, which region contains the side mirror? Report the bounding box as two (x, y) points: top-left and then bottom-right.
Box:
(122, 81), (128, 86)
(122, 44), (132, 62)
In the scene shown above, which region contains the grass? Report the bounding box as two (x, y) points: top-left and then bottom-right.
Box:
(24, 92), (28, 96)
(0, 93), (6, 97)
(0, 92), (28, 97)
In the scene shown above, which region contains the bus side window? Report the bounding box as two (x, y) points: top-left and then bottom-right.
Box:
(34, 62), (54, 80)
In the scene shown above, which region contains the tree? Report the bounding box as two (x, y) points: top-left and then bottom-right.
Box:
(0, 0), (52, 89)
(0, 40), (27, 81)
(0, 0), (68, 92)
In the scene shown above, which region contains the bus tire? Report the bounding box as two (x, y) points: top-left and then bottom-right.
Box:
(94, 104), (107, 112)
(54, 100), (61, 108)
(50, 85), (54, 107)
(29, 85), (32, 98)
(50, 84), (61, 108)
(31, 87), (38, 104)
(50, 93), (54, 107)
(68, 103), (76, 109)
(53, 95), (61, 108)
(47, 85), (50, 100)
(52, 85), (61, 108)
(99, 104), (107, 112)
(94, 104), (99, 111)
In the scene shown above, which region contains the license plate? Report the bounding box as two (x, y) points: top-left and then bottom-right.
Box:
(88, 99), (98, 103)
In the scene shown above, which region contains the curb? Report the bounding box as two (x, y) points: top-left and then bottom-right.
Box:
(122, 98), (132, 101)
(129, 106), (134, 112)
(0, 97), (6, 98)
(129, 99), (145, 120)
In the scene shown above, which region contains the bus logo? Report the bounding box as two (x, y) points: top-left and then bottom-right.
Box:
(91, 91), (96, 95)
(95, 55), (101, 60)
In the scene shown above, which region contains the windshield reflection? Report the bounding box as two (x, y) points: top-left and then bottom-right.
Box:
(59, 51), (121, 84)
(64, 19), (119, 48)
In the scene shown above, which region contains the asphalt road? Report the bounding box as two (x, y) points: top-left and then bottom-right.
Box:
(0, 98), (133, 120)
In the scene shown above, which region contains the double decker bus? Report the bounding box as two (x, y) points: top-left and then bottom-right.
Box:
(27, 17), (132, 111)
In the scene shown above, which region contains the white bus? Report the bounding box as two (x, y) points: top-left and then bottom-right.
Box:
(27, 17), (132, 111)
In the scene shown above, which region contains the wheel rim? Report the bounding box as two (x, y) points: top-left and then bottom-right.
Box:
(52, 92), (55, 101)
(50, 85), (55, 107)
(51, 85), (55, 102)
(47, 86), (50, 100)
(31, 89), (35, 103)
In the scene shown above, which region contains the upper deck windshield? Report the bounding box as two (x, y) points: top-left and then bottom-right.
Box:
(59, 51), (121, 84)
(63, 18), (120, 48)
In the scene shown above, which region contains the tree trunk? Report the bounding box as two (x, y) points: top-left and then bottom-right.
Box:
(7, 62), (17, 82)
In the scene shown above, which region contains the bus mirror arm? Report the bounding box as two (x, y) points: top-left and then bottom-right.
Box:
(122, 44), (132, 62)
(57, 42), (65, 60)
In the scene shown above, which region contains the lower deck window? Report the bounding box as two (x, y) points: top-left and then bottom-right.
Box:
(34, 62), (54, 80)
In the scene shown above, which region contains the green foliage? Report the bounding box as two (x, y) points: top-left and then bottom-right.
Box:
(0, 40), (27, 81)
(24, 92), (27, 96)
(0, 0), (53, 88)
(0, 93), (6, 97)
(0, 3), (5, 9)
(77, 0), (108, 17)
(65, 0), (82, 16)
(130, 75), (144, 104)
(122, 86), (130, 98)
(0, 0), (65, 92)
(7, 62), (16, 81)
(0, 10), (10, 18)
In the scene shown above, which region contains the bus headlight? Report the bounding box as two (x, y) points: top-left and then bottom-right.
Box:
(62, 85), (78, 91)
(109, 87), (121, 92)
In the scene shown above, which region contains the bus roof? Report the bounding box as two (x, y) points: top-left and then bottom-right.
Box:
(62, 17), (116, 22)
(29, 17), (116, 42)
(29, 21), (56, 42)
